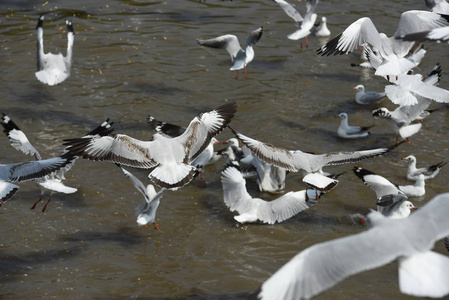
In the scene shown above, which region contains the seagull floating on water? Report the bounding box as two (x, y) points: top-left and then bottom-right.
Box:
(119, 166), (166, 231)
(230, 127), (403, 192)
(197, 27), (263, 79)
(317, 10), (448, 77)
(221, 164), (320, 224)
(258, 192), (449, 300)
(272, 0), (319, 47)
(64, 102), (237, 190)
(353, 84), (386, 105)
(375, 194), (417, 219)
(313, 16), (331, 37)
(402, 155), (448, 181)
(337, 112), (373, 139)
(35, 16), (74, 86)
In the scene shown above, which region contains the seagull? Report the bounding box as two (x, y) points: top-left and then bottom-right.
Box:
(353, 84), (386, 105)
(35, 16), (74, 86)
(0, 152), (75, 204)
(251, 155), (288, 193)
(147, 115), (222, 180)
(119, 166), (166, 231)
(272, 0), (319, 47)
(221, 164), (321, 224)
(197, 27), (263, 79)
(353, 166), (425, 198)
(258, 192), (449, 300)
(64, 102), (238, 190)
(1, 114), (114, 211)
(317, 10), (448, 77)
(425, 0), (449, 14)
(402, 155), (448, 180)
(230, 127), (403, 192)
(313, 16), (331, 37)
(337, 112), (373, 139)
(384, 71), (449, 106)
(372, 93), (438, 142)
(375, 194), (417, 219)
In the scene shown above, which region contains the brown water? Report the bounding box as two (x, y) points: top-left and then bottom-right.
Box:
(1, 0), (449, 299)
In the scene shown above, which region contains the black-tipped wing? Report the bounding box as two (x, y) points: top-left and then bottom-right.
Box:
(1, 114), (41, 160)
(147, 115), (185, 138)
(64, 134), (157, 169)
(353, 166), (402, 199)
(197, 35), (242, 59)
(176, 102), (237, 163)
(246, 27), (263, 48)
(1, 152), (75, 183)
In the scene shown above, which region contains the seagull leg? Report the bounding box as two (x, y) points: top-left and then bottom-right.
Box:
(406, 138), (411, 144)
(305, 36), (309, 48)
(42, 194), (53, 212)
(31, 194), (43, 210)
(235, 70), (239, 79)
(300, 39), (303, 48)
(305, 188), (310, 203)
(244, 66), (248, 79)
(153, 223), (163, 232)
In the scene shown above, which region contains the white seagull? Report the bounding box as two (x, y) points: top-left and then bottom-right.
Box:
(119, 166), (166, 231)
(353, 166), (425, 198)
(258, 192), (449, 300)
(197, 27), (263, 79)
(375, 194), (417, 219)
(384, 71), (449, 106)
(0, 153), (75, 203)
(147, 115), (222, 180)
(372, 95), (433, 142)
(64, 102), (238, 190)
(35, 16), (74, 86)
(251, 155), (288, 193)
(337, 112), (373, 139)
(353, 84), (386, 105)
(317, 10), (448, 77)
(1, 114), (114, 211)
(221, 164), (320, 224)
(230, 127), (403, 192)
(425, 0), (449, 14)
(402, 155), (448, 180)
(273, 0), (319, 47)
(313, 16), (331, 37)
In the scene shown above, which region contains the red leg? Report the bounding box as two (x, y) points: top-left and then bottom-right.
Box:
(235, 70), (239, 79)
(244, 66), (248, 79)
(305, 36), (309, 48)
(153, 223), (163, 232)
(42, 195), (52, 212)
(300, 39), (303, 48)
(31, 194), (43, 210)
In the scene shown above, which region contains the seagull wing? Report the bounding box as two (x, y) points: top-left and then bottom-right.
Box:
(197, 35), (242, 60)
(273, 0), (303, 23)
(260, 192), (449, 300)
(175, 102), (237, 163)
(1, 114), (42, 160)
(318, 17), (382, 56)
(353, 167), (402, 198)
(63, 134), (157, 169)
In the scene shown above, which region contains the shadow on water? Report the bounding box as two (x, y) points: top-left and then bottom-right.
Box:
(59, 226), (146, 247)
(0, 246), (84, 283)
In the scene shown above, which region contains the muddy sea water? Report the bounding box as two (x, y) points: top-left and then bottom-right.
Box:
(1, 0), (449, 299)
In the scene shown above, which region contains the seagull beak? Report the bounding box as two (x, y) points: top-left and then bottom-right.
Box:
(214, 140), (221, 145)
(412, 207), (418, 210)
(352, 87), (358, 91)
